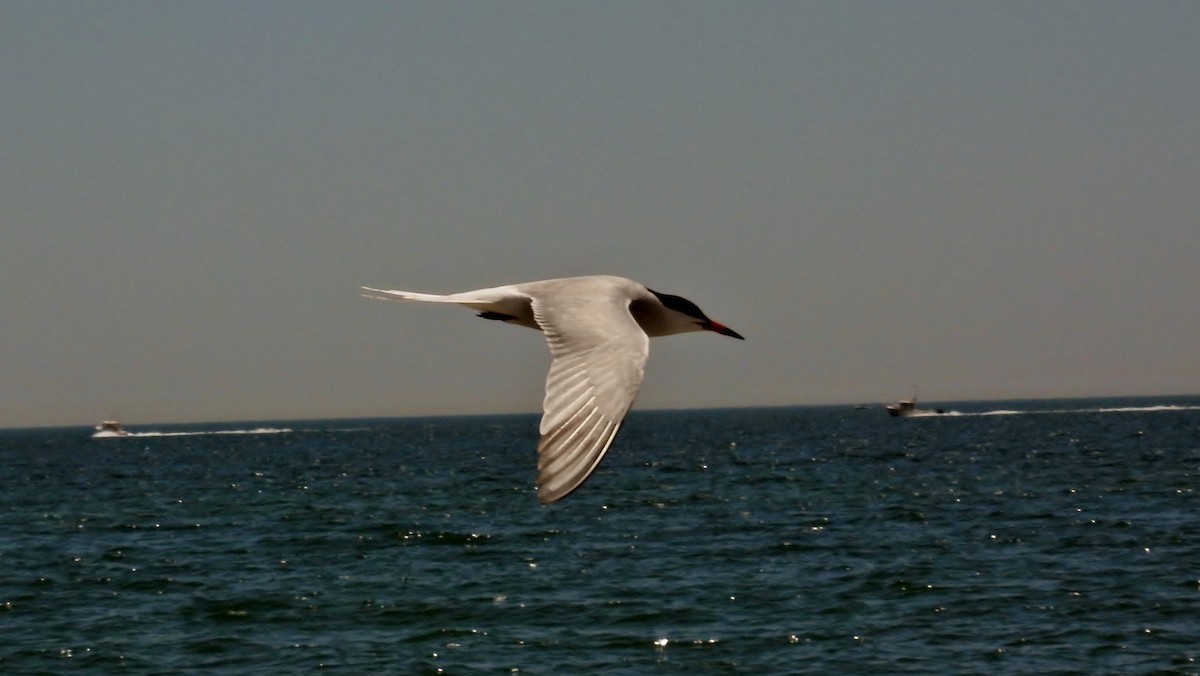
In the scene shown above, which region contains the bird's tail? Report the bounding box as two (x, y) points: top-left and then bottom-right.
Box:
(360, 286), (503, 305)
(360, 286), (458, 303)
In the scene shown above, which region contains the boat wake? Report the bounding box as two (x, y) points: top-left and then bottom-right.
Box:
(931, 405), (1200, 418)
(121, 427), (292, 438)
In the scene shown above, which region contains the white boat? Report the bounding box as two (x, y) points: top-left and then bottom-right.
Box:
(886, 399), (945, 417)
(92, 420), (130, 438)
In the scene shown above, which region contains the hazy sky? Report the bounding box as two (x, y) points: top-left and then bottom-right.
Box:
(3, 1), (1197, 428)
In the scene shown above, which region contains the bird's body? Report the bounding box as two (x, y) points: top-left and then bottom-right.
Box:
(362, 275), (743, 503)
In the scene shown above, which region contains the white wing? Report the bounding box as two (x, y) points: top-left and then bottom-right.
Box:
(532, 290), (649, 503)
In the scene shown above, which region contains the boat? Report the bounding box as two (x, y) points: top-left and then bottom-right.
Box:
(92, 420), (130, 438)
(886, 399), (945, 417)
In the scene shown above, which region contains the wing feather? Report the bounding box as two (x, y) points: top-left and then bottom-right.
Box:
(531, 287), (649, 503)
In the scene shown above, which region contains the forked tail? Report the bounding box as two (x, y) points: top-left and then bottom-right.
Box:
(360, 286), (457, 303)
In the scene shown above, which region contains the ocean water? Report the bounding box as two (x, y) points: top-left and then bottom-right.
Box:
(2, 397), (1199, 674)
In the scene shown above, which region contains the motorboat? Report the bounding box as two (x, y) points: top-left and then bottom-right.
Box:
(886, 399), (945, 417)
(92, 420), (130, 438)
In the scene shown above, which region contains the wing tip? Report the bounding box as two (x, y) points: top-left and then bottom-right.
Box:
(535, 419), (622, 504)
(537, 481), (579, 504)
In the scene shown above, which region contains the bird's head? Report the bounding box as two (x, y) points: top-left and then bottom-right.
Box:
(641, 289), (745, 339)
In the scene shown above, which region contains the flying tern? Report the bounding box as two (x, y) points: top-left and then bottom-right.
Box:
(362, 275), (744, 503)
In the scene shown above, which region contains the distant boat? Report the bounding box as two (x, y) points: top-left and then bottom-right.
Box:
(92, 420), (130, 438)
(886, 399), (945, 417)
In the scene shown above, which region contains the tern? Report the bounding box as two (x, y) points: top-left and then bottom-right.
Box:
(362, 275), (744, 503)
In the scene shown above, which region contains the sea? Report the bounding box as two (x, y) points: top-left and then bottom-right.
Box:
(2, 396), (1199, 674)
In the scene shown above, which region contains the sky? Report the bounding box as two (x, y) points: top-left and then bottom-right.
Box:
(2, 1), (1198, 428)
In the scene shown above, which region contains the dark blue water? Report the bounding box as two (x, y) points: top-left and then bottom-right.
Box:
(3, 398), (1199, 673)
